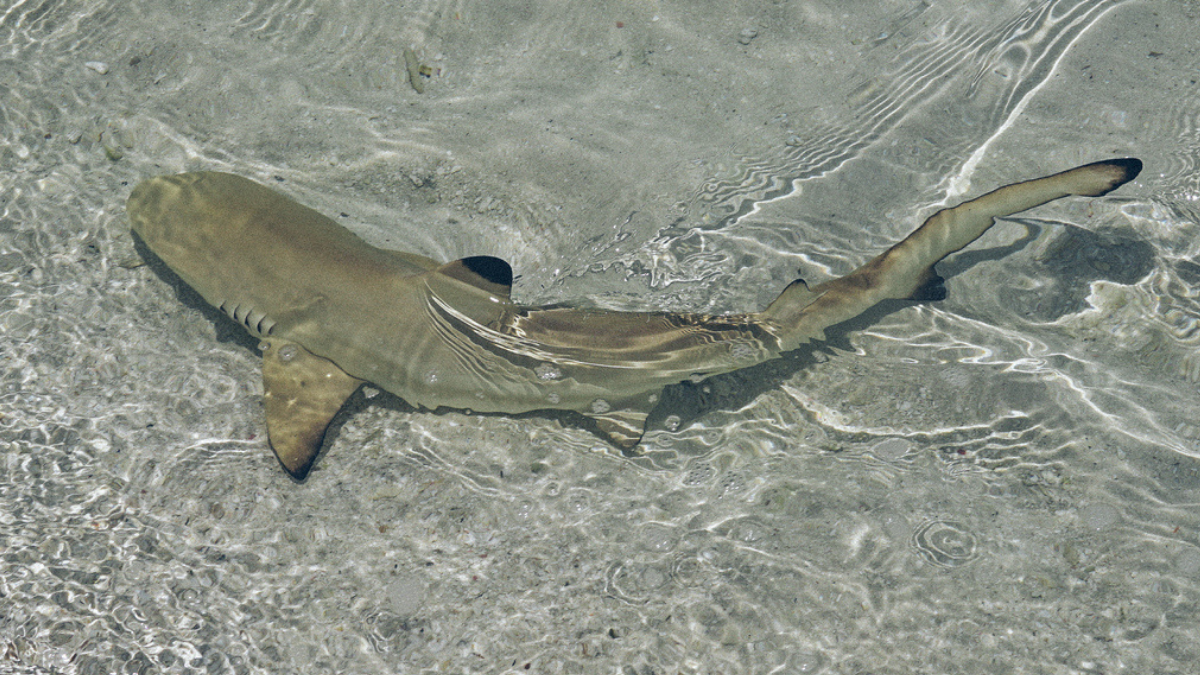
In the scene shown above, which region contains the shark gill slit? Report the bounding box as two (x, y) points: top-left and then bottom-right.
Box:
(219, 300), (276, 336)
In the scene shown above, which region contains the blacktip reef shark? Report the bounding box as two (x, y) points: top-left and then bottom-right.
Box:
(127, 158), (1141, 480)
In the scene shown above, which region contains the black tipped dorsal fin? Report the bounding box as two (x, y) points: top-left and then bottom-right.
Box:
(260, 338), (364, 480)
(435, 256), (514, 298)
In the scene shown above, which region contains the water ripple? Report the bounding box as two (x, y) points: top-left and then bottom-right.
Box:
(911, 519), (979, 568)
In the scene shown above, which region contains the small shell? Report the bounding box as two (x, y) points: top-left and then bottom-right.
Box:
(403, 48), (424, 94)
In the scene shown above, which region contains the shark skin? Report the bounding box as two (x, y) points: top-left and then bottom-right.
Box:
(127, 158), (1142, 479)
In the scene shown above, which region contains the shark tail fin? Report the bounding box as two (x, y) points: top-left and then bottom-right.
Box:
(760, 158), (1142, 351)
(1070, 158), (1143, 197)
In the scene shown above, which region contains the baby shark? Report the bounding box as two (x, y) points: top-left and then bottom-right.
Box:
(128, 158), (1141, 479)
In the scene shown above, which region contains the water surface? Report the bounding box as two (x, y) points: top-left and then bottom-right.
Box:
(3, 0), (1199, 673)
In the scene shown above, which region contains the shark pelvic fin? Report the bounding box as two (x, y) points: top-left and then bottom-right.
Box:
(436, 256), (514, 298)
(588, 408), (650, 450)
(260, 338), (364, 480)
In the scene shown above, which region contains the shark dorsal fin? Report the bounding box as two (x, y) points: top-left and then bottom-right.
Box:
(260, 338), (364, 480)
(435, 256), (514, 298)
(761, 277), (821, 329)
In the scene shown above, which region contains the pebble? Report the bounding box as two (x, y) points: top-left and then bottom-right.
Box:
(1079, 502), (1121, 531)
(85, 61), (110, 74)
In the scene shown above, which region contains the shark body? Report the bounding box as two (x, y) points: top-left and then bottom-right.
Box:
(128, 158), (1141, 479)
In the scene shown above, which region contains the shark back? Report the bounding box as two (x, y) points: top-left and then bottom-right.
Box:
(128, 172), (440, 338)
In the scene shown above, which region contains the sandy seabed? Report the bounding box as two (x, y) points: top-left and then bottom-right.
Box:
(3, 1), (1200, 673)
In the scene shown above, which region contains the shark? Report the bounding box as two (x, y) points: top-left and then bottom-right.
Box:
(127, 158), (1142, 479)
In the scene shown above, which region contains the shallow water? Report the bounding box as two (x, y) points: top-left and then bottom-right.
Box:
(3, 0), (1200, 673)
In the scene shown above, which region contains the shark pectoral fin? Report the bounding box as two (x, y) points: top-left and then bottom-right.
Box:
(260, 338), (364, 480)
(435, 256), (514, 298)
(588, 408), (651, 451)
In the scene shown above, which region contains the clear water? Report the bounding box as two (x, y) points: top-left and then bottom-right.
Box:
(3, 0), (1199, 673)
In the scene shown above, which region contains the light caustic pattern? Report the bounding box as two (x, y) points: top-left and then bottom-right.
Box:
(5, 1), (1200, 674)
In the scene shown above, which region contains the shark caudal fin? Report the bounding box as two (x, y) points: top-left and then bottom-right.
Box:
(761, 158), (1142, 351)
